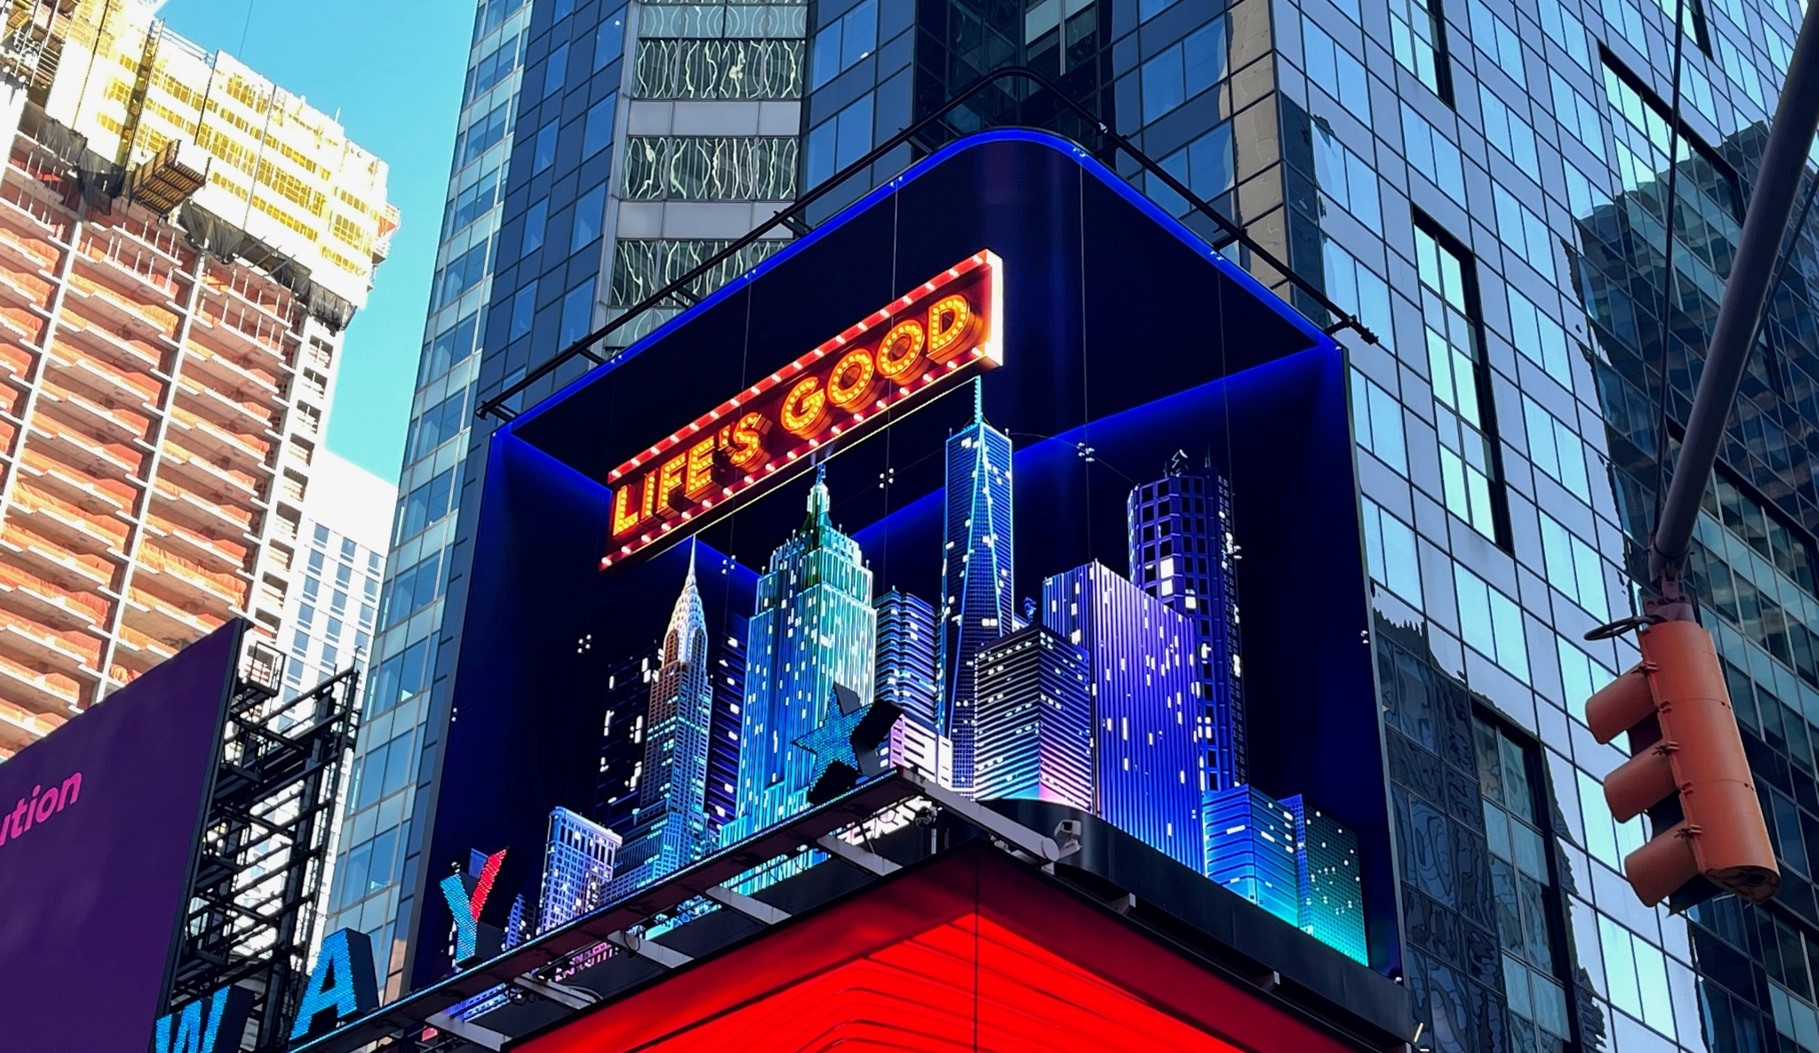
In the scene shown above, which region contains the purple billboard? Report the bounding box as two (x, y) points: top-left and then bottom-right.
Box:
(0, 620), (240, 1052)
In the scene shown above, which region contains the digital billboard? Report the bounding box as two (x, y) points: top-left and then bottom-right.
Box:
(421, 132), (1393, 987)
(0, 620), (239, 1052)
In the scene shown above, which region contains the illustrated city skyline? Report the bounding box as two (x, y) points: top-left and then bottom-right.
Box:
(530, 390), (1368, 965)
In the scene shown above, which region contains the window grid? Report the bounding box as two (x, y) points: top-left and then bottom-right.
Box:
(1415, 218), (1511, 549)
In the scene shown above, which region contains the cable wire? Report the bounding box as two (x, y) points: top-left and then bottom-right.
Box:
(1649, 0), (1693, 530)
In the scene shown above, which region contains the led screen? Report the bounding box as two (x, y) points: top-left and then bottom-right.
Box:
(0, 620), (238, 1051)
(424, 133), (1392, 987)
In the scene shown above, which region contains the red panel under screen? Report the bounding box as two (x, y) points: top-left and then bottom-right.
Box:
(519, 851), (1365, 1053)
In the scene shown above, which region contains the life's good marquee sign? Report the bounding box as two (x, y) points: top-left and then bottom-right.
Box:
(603, 251), (1003, 568)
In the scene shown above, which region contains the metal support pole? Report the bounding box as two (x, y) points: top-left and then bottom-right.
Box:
(1649, 0), (1819, 618)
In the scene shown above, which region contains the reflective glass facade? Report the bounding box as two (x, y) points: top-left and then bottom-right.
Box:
(339, 0), (809, 993)
(809, 0), (1819, 1049)
(322, 0), (538, 980)
(358, 1), (1819, 1042)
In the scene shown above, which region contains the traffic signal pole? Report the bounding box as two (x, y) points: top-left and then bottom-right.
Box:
(1646, 0), (1819, 624)
(1581, 5), (1819, 909)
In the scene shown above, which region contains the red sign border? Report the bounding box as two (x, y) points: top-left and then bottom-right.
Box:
(600, 250), (1003, 569)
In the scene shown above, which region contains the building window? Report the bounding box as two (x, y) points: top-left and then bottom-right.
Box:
(457, 101), (512, 167)
(1311, 125), (1381, 228)
(521, 200), (547, 257)
(1537, 513), (1610, 619)
(1414, 217), (1509, 548)
(1352, 371), (1407, 473)
(1474, 716), (1574, 1051)
(810, 0), (875, 89)
(1602, 56), (1738, 238)
(1144, 125), (1234, 223)
(467, 29), (523, 100)
(1399, 104), (1465, 206)
(398, 470), (456, 542)
(581, 95), (616, 157)
(1464, 0), (1525, 85)
(560, 278), (597, 346)
(1300, 18), (1370, 121)
(1387, 0), (1451, 101)
(1521, 397), (1590, 503)
(1453, 565), (1528, 679)
(1705, 470), (1817, 595)
(408, 392), (468, 462)
(1362, 498), (1422, 603)
(531, 120), (558, 174)
(1138, 19), (1226, 123)
(367, 640), (433, 716)
(594, 9), (626, 71)
(1478, 86), (1540, 182)
(431, 242), (489, 311)
(623, 136), (799, 201)
(571, 183), (607, 253)
(1491, 182), (1556, 281)
(509, 281), (537, 341)
(609, 238), (787, 308)
(423, 312), (480, 383)
(634, 38), (804, 99)
(804, 96), (872, 189)
(542, 42), (569, 98)
(443, 168), (502, 239)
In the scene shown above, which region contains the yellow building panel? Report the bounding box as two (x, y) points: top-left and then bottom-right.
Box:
(38, 0), (393, 307)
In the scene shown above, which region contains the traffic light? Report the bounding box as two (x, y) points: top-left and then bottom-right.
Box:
(1586, 620), (1779, 908)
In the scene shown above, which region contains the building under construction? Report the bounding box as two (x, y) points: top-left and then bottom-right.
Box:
(0, 0), (396, 754)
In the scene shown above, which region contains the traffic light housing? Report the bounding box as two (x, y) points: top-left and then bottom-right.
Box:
(1586, 620), (1778, 908)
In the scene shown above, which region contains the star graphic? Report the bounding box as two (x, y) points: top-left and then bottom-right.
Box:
(793, 685), (904, 805)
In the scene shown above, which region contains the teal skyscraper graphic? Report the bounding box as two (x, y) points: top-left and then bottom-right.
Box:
(724, 469), (876, 841)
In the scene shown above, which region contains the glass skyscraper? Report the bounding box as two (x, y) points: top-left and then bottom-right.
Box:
(334, 0), (801, 991)
(800, 3), (1819, 1049)
(1042, 560), (1201, 870)
(938, 391), (1015, 796)
(323, 0), (541, 980)
(360, 0), (1819, 1044)
(724, 472), (875, 841)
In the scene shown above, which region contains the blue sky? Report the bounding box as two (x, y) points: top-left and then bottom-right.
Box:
(162, 0), (474, 481)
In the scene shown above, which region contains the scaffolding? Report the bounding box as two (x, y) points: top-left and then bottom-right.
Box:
(167, 640), (359, 1051)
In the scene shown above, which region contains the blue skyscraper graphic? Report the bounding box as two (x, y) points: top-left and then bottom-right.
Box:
(939, 385), (1014, 796)
(974, 623), (1093, 809)
(724, 469), (876, 842)
(1127, 455), (1246, 801)
(1284, 794), (1368, 965)
(595, 652), (656, 836)
(875, 589), (948, 783)
(1202, 786), (1299, 926)
(609, 547), (717, 897)
(1041, 561), (1201, 870)
(538, 808), (620, 933)
(705, 614), (747, 838)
